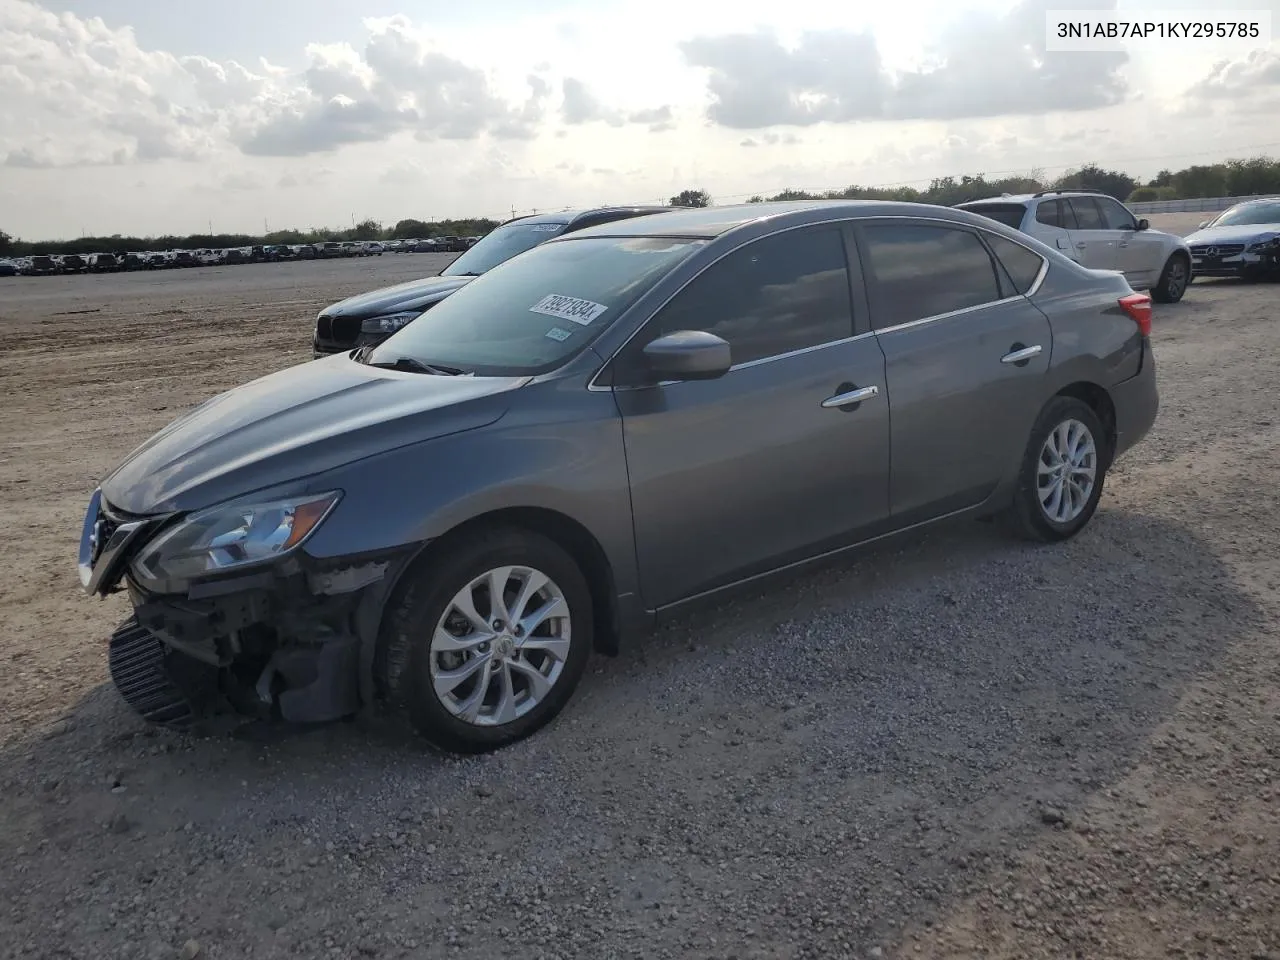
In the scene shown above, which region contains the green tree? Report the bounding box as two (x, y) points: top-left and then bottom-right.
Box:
(1052, 163), (1137, 201)
(0, 229), (11, 257)
(669, 188), (711, 208)
(1173, 164), (1228, 199)
(351, 218), (382, 241)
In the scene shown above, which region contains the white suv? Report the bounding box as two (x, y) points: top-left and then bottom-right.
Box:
(957, 191), (1192, 303)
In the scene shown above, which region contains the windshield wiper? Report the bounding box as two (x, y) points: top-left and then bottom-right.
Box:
(450, 270), (483, 277)
(365, 356), (466, 376)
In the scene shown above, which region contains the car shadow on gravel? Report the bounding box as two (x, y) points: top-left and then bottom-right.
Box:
(0, 508), (1259, 959)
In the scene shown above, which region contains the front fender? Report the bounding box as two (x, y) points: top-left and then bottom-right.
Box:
(301, 378), (638, 602)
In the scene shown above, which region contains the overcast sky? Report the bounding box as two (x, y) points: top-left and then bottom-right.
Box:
(2, 0), (1278, 240)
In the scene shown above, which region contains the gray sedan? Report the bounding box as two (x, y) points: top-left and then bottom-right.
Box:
(78, 200), (1159, 753)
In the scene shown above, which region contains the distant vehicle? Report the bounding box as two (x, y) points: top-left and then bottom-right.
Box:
(60, 253), (89, 274)
(296, 244), (319, 260)
(362, 241), (384, 256)
(313, 206), (673, 356)
(88, 253), (120, 272)
(81, 200), (1159, 753)
(956, 190), (1192, 303)
(320, 242), (345, 258)
(170, 250), (197, 268)
(119, 253), (148, 271)
(339, 242), (361, 257)
(26, 255), (59, 275)
(0, 259), (17, 277)
(1183, 198), (1280, 281)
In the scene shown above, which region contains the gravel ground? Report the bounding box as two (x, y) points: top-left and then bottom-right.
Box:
(2, 222), (1278, 960)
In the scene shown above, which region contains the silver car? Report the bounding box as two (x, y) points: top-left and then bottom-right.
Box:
(77, 201), (1159, 753)
(1184, 198), (1280, 281)
(957, 190), (1193, 303)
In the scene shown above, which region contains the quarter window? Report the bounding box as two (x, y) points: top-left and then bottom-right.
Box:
(1066, 197), (1106, 230)
(1035, 200), (1070, 229)
(647, 227), (854, 366)
(984, 234), (1045, 295)
(860, 224), (1003, 329)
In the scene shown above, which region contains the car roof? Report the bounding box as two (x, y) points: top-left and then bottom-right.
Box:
(501, 206), (675, 228)
(559, 199), (1008, 240)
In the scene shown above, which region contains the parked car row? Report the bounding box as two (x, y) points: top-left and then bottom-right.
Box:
(82, 197), (1160, 754)
(0, 236), (482, 277)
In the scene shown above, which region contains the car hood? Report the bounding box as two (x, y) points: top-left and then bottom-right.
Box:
(1184, 224), (1280, 246)
(101, 353), (523, 515)
(320, 275), (475, 319)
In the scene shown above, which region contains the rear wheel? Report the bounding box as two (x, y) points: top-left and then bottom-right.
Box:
(379, 528), (592, 754)
(1007, 396), (1110, 542)
(1151, 253), (1189, 303)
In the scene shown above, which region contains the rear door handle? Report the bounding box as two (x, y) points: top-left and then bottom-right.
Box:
(1001, 345), (1043, 365)
(1076, 242), (1087, 249)
(821, 385), (879, 409)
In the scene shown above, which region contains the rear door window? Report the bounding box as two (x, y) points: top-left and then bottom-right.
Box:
(1066, 197), (1106, 231)
(858, 223), (1003, 329)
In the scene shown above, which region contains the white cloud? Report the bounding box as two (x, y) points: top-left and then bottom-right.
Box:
(1, 0), (1278, 240)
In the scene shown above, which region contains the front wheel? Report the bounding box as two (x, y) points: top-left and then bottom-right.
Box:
(378, 528), (593, 753)
(1151, 253), (1189, 303)
(1007, 396), (1110, 542)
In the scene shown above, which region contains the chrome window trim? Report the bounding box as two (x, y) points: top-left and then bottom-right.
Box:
(586, 212), (1050, 392)
(872, 295), (1027, 336)
(601, 331), (879, 393)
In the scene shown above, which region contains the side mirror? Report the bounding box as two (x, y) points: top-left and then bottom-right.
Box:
(1198, 220), (1210, 229)
(641, 330), (731, 382)
(1136, 218), (1149, 231)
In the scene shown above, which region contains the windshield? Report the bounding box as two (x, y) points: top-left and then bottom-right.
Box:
(441, 221), (569, 276)
(1208, 201), (1280, 228)
(369, 235), (705, 376)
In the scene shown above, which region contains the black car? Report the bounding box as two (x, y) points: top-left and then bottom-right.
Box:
(89, 253), (120, 272)
(120, 253), (148, 271)
(312, 206), (672, 356)
(0, 260), (17, 277)
(26, 255), (59, 275)
(61, 254), (88, 273)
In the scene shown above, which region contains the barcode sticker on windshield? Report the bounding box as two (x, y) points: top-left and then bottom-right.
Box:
(530, 294), (609, 326)
(544, 326), (573, 342)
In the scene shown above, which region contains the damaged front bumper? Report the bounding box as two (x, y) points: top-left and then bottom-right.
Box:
(81, 489), (415, 728)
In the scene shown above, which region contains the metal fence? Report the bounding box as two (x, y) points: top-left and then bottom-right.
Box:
(1128, 194), (1280, 214)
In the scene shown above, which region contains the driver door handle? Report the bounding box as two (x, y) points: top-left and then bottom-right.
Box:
(821, 385), (879, 408)
(1001, 345), (1043, 364)
(1076, 241), (1087, 249)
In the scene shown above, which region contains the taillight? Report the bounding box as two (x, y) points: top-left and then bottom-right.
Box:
(1118, 292), (1152, 337)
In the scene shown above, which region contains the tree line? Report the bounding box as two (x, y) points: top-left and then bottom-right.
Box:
(0, 217), (501, 258)
(5, 155), (1278, 258)
(666, 155), (1280, 210)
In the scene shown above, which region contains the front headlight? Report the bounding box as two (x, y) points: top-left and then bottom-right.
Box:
(361, 311), (422, 334)
(130, 491), (340, 585)
(1247, 235), (1280, 252)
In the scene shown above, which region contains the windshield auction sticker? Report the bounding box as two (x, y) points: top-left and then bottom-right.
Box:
(544, 326), (573, 342)
(530, 294), (609, 326)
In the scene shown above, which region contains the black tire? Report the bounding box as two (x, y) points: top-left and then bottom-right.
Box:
(378, 527), (593, 754)
(1151, 252), (1190, 303)
(1007, 396), (1110, 542)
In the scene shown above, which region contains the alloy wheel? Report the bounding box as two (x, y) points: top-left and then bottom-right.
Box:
(1037, 419), (1098, 524)
(428, 566), (571, 726)
(1167, 259), (1188, 300)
